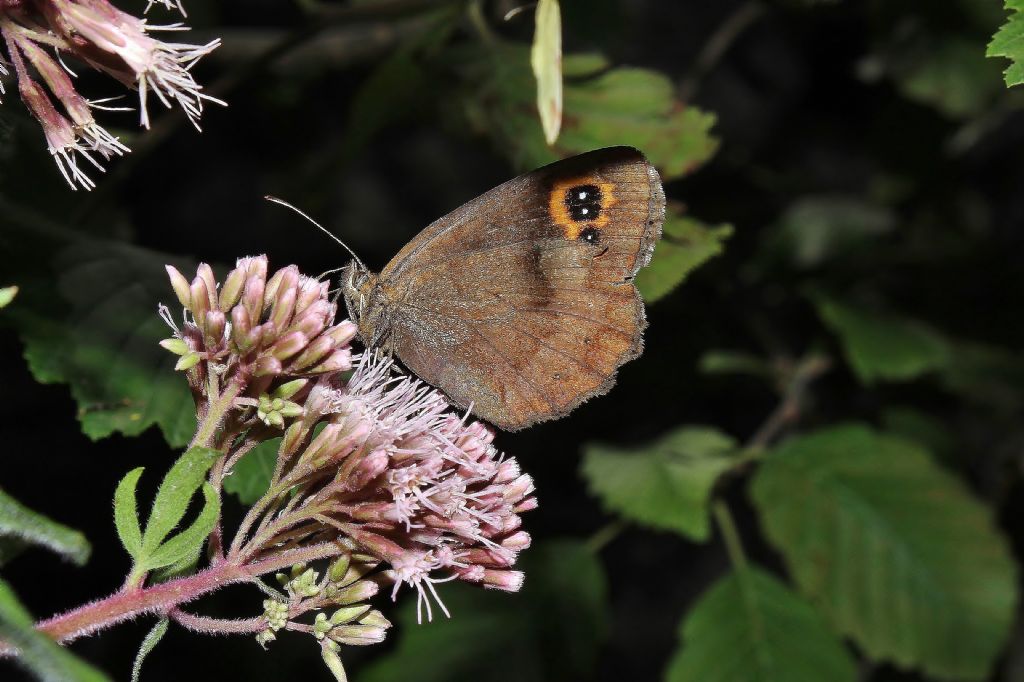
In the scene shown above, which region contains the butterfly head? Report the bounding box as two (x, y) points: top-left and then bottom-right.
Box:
(341, 260), (388, 349)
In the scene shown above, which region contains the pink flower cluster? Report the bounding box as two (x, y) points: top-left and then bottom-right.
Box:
(0, 0), (220, 188)
(300, 355), (537, 622)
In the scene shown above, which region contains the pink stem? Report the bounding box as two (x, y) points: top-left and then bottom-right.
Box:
(0, 541), (344, 655)
(169, 609), (265, 636)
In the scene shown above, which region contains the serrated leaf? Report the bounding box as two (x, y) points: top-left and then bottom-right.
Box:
(9, 241), (196, 446)
(531, 0), (562, 145)
(359, 539), (608, 682)
(582, 427), (741, 541)
(813, 295), (951, 384)
(455, 46), (718, 180)
(988, 0), (1024, 87)
(0, 578), (111, 682)
(665, 567), (857, 682)
(223, 438), (280, 505)
(750, 424), (1018, 680)
(636, 214), (731, 303)
(141, 447), (220, 555)
(0, 488), (90, 566)
(131, 618), (169, 682)
(114, 467), (144, 561)
(0, 285), (16, 308)
(142, 483), (219, 572)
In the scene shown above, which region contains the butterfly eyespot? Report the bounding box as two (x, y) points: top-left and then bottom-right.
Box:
(579, 226), (601, 244)
(565, 184), (602, 222)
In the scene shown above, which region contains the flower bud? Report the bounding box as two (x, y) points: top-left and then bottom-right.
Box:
(331, 579), (380, 606)
(328, 623), (387, 646)
(189, 277), (210, 323)
(330, 604), (371, 625)
(204, 310), (225, 344)
(231, 305), (254, 351)
(290, 335), (335, 371)
(174, 352), (202, 371)
(160, 338), (189, 355)
(242, 275), (265, 324)
(219, 265), (246, 311)
(196, 263), (217, 309)
(165, 265), (191, 308)
(501, 531), (531, 551)
(273, 379), (308, 400)
(481, 569), (525, 592)
(313, 349), (352, 374)
(254, 356), (283, 377)
(269, 283), (298, 332)
(270, 331), (308, 361)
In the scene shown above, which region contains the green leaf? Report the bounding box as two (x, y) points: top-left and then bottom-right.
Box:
(750, 424), (1018, 680)
(665, 566), (857, 682)
(636, 213), (731, 303)
(531, 0), (562, 145)
(812, 295), (951, 384)
(141, 447), (220, 554)
(131, 618), (169, 682)
(223, 438), (280, 505)
(697, 350), (772, 378)
(0, 285), (16, 308)
(0, 488), (90, 566)
(891, 36), (1004, 117)
(9, 241), (196, 446)
(114, 467), (145, 561)
(455, 46), (719, 180)
(0, 578), (111, 682)
(766, 195), (894, 269)
(581, 426), (742, 541)
(142, 483), (219, 572)
(358, 539), (608, 682)
(988, 0), (1024, 87)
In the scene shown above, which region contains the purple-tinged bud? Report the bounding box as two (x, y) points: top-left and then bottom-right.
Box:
(190, 277), (211, 324)
(481, 569), (525, 592)
(219, 266), (246, 311)
(265, 266), (298, 312)
(313, 349), (352, 374)
(329, 604), (372, 626)
(502, 474), (535, 503)
(501, 531), (531, 551)
(262, 267), (286, 310)
(326, 321), (358, 347)
(280, 421), (306, 456)
(331, 579), (380, 606)
(295, 277), (329, 314)
(346, 449), (390, 490)
(288, 301), (333, 337)
(298, 423), (342, 468)
(494, 459), (521, 484)
(289, 335), (335, 371)
(242, 275), (265, 324)
(345, 502), (402, 524)
(269, 331), (308, 361)
(231, 305), (253, 351)
(196, 263), (217, 309)
(204, 310), (225, 344)
(246, 256), (268, 282)
(328, 623), (388, 646)
(254, 356), (283, 377)
(500, 515), (523, 533)
(514, 497), (538, 513)
(165, 265), (191, 308)
(460, 547), (516, 568)
(270, 284), (298, 332)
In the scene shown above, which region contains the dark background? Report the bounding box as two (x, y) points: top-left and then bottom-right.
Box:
(2, 0), (1024, 680)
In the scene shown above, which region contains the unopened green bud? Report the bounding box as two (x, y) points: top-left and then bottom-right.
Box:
(174, 352), (202, 371)
(274, 379), (308, 400)
(160, 338), (189, 355)
(328, 554), (352, 583)
(331, 605), (371, 626)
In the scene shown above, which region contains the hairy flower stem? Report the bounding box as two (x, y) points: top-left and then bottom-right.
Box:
(0, 542), (345, 656)
(190, 377), (246, 450)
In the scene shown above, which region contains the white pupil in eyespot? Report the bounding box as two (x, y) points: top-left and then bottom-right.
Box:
(581, 208), (589, 214)
(578, 191), (588, 199)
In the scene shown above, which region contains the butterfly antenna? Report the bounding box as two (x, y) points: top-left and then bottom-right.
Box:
(264, 196), (367, 271)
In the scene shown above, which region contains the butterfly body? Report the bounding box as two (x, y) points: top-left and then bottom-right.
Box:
(343, 146), (664, 431)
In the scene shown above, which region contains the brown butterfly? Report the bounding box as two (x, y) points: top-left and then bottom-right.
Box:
(342, 146), (664, 431)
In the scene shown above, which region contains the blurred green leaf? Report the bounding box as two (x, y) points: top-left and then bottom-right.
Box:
(531, 0), (563, 145)
(9, 241), (196, 446)
(697, 350), (772, 378)
(767, 195), (894, 269)
(131, 618), (169, 682)
(893, 36), (1004, 117)
(0, 285), (16, 308)
(456, 45), (718, 180)
(988, 0), (1024, 87)
(665, 566), (857, 682)
(881, 406), (957, 464)
(358, 539), (608, 681)
(0, 489), (90, 566)
(637, 214), (731, 303)
(813, 295), (951, 384)
(0, 578), (111, 682)
(750, 424), (1018, 680)
(939, 340), (1024, 411)
(141, 447), (220, 555)
(223, 438), (280, 505)
(581, 427), (741, 541)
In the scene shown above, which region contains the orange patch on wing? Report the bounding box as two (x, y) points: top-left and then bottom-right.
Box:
(547, 177), (618, 239)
